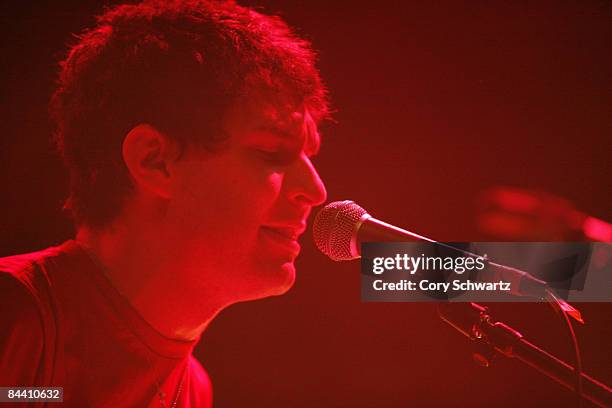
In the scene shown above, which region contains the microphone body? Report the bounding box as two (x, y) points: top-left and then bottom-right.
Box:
(313, 200), (549, 298)
(354, 216), (435, 258)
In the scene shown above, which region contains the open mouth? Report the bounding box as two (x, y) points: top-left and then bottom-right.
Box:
(259, 226), (304, 256)
(260, 226), (301, 241)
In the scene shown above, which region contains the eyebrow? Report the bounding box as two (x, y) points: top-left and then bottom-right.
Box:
(255, 125), (321, 157)
(256, 125), (294, 140)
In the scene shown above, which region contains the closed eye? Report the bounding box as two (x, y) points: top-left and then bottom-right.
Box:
(255, 148), (298, 166)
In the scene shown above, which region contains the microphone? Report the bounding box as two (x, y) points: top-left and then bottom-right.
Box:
(312, 200), (549, 298)
(313, 200), (435, 261)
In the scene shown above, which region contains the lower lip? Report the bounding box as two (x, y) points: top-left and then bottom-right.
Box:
(260, 227), (301, 256)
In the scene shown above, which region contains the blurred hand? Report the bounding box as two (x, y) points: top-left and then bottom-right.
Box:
(476, 186), (611, 241)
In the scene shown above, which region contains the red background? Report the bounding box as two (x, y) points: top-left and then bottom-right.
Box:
(1, 1), (610, 406)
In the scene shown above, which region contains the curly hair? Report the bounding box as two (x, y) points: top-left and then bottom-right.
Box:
(50, 0), (329, 227)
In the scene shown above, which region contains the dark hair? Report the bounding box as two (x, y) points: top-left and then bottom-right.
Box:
(50, 0), (329, 227)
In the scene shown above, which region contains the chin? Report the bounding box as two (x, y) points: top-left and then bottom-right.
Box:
(245, 260), (296, 300)
(268, 261), (296, 295)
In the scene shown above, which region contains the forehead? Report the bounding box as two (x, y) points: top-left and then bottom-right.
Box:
(223, 96), (321, 154)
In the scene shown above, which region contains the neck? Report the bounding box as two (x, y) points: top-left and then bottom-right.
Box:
(76, 221), (226, 341)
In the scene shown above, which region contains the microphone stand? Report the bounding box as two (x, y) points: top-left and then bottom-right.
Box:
(438, 302), (611, 407)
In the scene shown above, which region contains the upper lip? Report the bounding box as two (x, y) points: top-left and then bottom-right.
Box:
(261, 223), (307, 240)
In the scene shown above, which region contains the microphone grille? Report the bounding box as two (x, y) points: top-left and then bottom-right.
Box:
(312, 200), (368, 261)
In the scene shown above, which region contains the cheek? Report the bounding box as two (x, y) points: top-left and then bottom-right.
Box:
(226, 172), (284, 228)
(259, 172), (284, 200)
(170, 157), (284, 238)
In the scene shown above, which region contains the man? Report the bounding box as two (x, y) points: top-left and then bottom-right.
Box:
(0, 0), (328, 406)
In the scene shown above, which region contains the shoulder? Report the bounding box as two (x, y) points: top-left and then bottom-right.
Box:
(0, 244), (69, 385)
(0, 245), (66, 313)
(0, 260), (46, 385)
(0, 241), (82, 300)
(0, 249), (52, 327)
(0, 243), (68, 291)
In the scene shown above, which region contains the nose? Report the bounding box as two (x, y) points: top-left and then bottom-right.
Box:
(285, 154), (327, 207)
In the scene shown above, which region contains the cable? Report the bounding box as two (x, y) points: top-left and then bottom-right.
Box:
(546, 289), (583, 407)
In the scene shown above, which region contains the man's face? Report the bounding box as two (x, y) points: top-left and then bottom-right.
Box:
(166, 96), (327, 303)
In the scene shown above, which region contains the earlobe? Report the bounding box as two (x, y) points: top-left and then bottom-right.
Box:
(122, 124), (178, 199)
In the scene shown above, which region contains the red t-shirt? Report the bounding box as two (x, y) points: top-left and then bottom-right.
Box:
(0, 241), (212, 407)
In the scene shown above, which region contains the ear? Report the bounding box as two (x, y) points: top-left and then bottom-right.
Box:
(122, 124), (180, 199)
